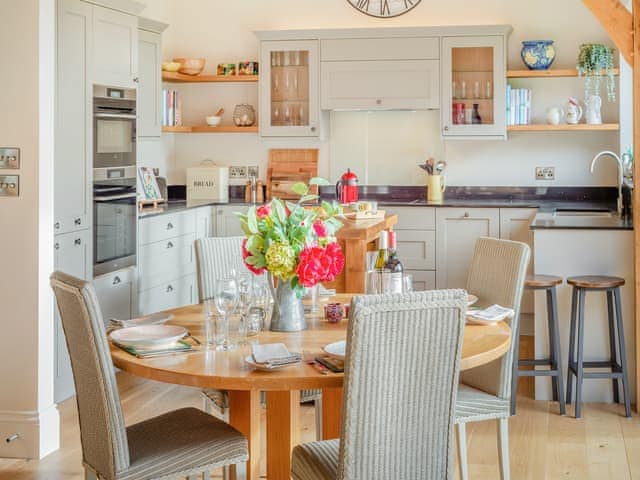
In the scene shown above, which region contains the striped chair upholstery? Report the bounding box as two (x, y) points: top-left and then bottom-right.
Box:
(292, 289), (468, 480)
(50, 271), (248, 480)
(454, 237), (530, 480)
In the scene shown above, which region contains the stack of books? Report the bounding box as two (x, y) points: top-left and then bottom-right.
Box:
(506, 85), (532, 125)
(162, 89), (182, 127)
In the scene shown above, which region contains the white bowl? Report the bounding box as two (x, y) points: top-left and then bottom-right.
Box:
(205, 116), (222, 127)
(323, 340), (346, 360)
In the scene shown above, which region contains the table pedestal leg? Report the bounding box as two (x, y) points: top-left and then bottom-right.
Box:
(344, 239), (367, 293)
(321, 387), (343, 440)
(266, 391), (300, 480)
(229, 390), (261, 480)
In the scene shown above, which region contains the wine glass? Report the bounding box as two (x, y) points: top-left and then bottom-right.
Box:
(214, 277), (239, 351)
(237, 274), (255, 341)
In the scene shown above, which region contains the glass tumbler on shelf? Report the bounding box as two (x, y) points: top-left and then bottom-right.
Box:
(213, 277), (239, 351)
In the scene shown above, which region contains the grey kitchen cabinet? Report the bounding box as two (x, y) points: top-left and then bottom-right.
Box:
(500, 208), (537, 314)
(53, 228), (92, 402)
(55, 0), (93, 235)
(216, 205), (248, 237)
(138, 233), (197, 291)
(137, 28), (162, 137)
(435, 208), (500, 289)
(92, 4), (138, 88)
(138, 276), (197, 316)
(93, 267), (136, 325)
(196, 206), (216, 239)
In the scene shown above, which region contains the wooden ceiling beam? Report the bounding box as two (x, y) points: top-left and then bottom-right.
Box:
(582, 0), (634, 66)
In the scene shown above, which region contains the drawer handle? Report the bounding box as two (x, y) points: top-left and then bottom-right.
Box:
(112, 276), (121, 285)
(376, 99), (382, 105)
(74, 218), (82, 226)
(167, 222), (174, 230)
(54, 243), (60, 250)
(166, 285), (174, 293)
(74, 238), (82, 246)
(463, 212), (470, 218)
(54, 222), (61, 230)
(167, 241), (174, 249)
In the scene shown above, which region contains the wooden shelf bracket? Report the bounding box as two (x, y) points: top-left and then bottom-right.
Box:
(582, 0), (633, 66)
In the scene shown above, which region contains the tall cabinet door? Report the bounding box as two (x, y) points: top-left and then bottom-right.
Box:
(441, 36), (506, 138)
(137, 29), (162, 137)
(93, 5), (138, 88)
(435, 208), (500, 289)
(260, 40), (319, 137)
(55, 0), (92, 235)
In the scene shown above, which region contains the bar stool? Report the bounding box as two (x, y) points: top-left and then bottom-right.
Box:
(511, 275), (565, 416)
(566, 275), (631, 419)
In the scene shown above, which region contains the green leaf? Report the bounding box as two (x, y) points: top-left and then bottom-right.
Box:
(299, 194), (319, 204)
(291, 182), (309, 196)
(253, 257), (266, 269)
(272, 198), (287, 225)
(322, 200), (334, 216)
(247, 206), (259, 234)
(245, 255), (259, 266)
(240, 219), (253, 237)
(309, 177), (331, 186)
(247, 235), (263, 256)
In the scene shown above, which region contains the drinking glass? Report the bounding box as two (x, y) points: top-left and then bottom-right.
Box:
(203, 299), (217, 347)
(214, 278), (239, 351)
(304, 284), (319, 313)
(252, 276), (273, 329)
(246, 307), (264, 336)
(237, 274), (255, 341)
(402, 274), (414, 293)
(366, 270), (392, 294)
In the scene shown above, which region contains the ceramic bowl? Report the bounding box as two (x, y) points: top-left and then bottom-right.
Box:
(205, 115), (222, 126)
(174, 57), (205, 76)
(521, 40), (556, 70)
(161, 61), (181, 72)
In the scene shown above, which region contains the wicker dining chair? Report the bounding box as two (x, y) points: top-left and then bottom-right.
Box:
(50, 271), (248, 480)
(194, 236), (323, 438)
(291, 289), (468, 480)
(455, 237), (530, 480)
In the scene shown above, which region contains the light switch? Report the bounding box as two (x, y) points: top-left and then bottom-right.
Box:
(0, 175), (19, 197)
(0, 148), (20, 169)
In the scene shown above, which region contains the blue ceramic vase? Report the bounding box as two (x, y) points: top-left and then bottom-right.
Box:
(521, 40), (556, 70)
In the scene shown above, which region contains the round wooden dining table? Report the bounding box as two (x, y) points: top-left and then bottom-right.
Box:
(111, 295), (511, 480)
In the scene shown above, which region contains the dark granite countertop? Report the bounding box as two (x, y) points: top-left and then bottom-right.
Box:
(530, 212), (633, 231)
(138, 198), (253, 219)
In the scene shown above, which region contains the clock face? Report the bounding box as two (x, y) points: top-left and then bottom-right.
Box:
(347, 0), (422, 18)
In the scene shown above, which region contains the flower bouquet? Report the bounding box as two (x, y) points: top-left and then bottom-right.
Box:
(236, 179), (345, 331)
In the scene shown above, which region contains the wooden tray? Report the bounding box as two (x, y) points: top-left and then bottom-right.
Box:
(267, 149), (319, 200)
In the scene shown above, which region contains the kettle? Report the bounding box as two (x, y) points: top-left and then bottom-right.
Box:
(336, 169), (359, 204)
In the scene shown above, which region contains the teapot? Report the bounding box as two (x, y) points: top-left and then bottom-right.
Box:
(546, 107), (564, 125)
(585, 95), (602, 125)
(565, 98), (583, 125)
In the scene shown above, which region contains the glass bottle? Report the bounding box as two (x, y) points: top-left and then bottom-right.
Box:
(374, 231), (389, 270)
(384, 231), (404, 293)
(472, 103), (482, 124)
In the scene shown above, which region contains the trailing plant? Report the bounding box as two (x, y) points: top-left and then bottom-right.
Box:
(577, 43), (616, 102)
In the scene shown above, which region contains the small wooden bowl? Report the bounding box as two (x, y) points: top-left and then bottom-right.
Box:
(174, 57), (205, 76)
(162, 61), (181, 72)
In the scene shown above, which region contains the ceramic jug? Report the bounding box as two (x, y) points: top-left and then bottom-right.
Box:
(427, 175), (446, 202)
(565, 98), (583, 125)
(585, 95), (602, 125)
(546, 107), (564, 125)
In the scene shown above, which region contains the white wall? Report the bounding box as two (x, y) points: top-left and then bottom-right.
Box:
(145, 0), (622, 187)
(0, 0), (59, 459)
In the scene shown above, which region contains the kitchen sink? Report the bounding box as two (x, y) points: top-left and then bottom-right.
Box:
(553, 209), (613, 217)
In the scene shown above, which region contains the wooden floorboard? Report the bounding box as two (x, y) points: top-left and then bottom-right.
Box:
(0, 371), (638, 479)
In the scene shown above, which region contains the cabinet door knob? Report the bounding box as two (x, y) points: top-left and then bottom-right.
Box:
(112, 276), (121, 285)
(133, 77), (140, 83)
(167, 222), (174, 230)
(74, 238), (82, 245)
(74, 218), (81, 225)
(167, 241), (174, 249)
(444, 125), (450, 132)
(54, 243), (60, 250)
(376, 99), (382, 105)
(310, 126), (316, 133)
(463, 211), (470, 218)
(54, 222), (61, 230)
(166, 285), (174, 293)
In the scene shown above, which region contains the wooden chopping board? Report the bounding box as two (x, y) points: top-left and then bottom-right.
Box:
(267, 149), (319, 200)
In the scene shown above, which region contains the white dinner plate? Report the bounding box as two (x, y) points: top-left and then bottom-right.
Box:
(323, 340), (346, 360)
(244, 355), (301, 371)
(467, 294), (478, 307)
(110, 325), (187, 348)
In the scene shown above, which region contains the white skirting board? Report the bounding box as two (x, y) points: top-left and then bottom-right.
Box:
(0, 405), (60, 459)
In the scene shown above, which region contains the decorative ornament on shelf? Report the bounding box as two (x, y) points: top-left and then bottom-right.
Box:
(346, 0), (422, 18)
(236, 178), (345, 332)
(521, 40), (556, 70)
(577, 44), (616, 102)
(233, 104), (256, 127)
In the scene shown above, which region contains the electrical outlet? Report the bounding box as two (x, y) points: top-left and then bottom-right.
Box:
(247, 166), (259, 178)
(229, 166), (247, 179)
(535, 166), (555, 181)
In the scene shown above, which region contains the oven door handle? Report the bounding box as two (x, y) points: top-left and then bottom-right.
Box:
(95, 113), (137, 120)
(94, 192), (137, 202)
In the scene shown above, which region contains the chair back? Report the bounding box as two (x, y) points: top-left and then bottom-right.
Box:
(194, 236), (244, 302)
(462, 237), (531, 399)
(50, 271), (130, 480)
(339, 290), (467, 480)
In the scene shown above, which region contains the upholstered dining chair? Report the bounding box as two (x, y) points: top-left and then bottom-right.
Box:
(50, 271), (248, 480)
(455, 237), (530, 480)
(194, 236), (323, 439)
(291, 289), (468, 480)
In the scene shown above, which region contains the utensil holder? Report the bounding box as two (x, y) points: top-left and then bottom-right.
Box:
(427, 175), (446, 202)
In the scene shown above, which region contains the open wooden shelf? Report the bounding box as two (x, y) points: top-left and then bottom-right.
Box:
(162, 72), (259, 83)
(507, 123), (620, 132)
(162, 125), (259, 133)
(507, 68), (620, 78)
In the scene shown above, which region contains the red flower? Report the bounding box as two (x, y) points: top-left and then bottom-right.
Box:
(313, 220), (328, 238)
(242, 238), (265, 275)
(256, 203), (271, 218)
(323, 242), (345, 281)
(295, 242), (345, 287)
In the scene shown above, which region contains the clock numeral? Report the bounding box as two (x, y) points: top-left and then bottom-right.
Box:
(356, 0), (370, 10)
(380, 0), (390, 16)
(404, 0), (414, 7)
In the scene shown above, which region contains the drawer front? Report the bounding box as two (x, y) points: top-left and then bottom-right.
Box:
(396, 229), (436, 270)
(138, 275), (196, 316)
(406, 270), (436, 292)
(385, 207), (435, 230)
(138, 233), (196, 291)
(321, 37), (439, 61)
(139, 210), (196, 245)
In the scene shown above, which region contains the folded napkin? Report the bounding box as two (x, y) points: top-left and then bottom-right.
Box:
(109, 313), (170, 330)
(251, 343), (301, 367)
(468, 304), (514, 322)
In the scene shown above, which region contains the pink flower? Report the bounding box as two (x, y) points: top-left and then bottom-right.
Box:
(256, 203), (271, 218)
(323, 242), (345, 281)
(242, 238), (265, 275)
(313, 220), (328, 238)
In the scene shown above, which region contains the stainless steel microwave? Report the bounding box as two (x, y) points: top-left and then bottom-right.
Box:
(93, 85), (137, 173)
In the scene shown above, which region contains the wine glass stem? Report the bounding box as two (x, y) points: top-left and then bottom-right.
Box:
(221, 314), (230, 348)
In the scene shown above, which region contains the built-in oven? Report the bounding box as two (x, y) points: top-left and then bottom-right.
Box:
(93, 85), (137, 173)
(93, 167), (137, 277)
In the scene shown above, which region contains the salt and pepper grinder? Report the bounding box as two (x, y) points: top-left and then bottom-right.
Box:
(250, 175), (257, 204)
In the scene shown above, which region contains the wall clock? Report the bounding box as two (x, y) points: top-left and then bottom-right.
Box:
(347, 0), (422, 18)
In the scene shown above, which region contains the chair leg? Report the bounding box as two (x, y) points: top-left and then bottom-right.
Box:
(203, 394), (213, 415)
(84, 468), (98, 480)
(510, 323), (521, 416)
(613, 288), (632, 418)
(575, 289), (586, 419)
(456, 423), (469, 480)
(497, 418), (511, 480)
(606, 290), (620, 404)
(314, 396), (323, 441)
(549, 287), (566, 416)
(566, 287), (578, 406)
(222, 466), (230, 480)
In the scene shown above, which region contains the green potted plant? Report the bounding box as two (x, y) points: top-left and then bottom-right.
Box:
(577, 43), (616, 102)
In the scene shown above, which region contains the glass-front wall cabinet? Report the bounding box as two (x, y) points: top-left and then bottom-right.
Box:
(441, 36), (506, 138)
(260, 40), (319, 137)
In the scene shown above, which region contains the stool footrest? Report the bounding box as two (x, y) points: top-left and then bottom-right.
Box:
(568, 361), (624, 380)
(519, 359), (552, 367)
(516, 369), (560, 377)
